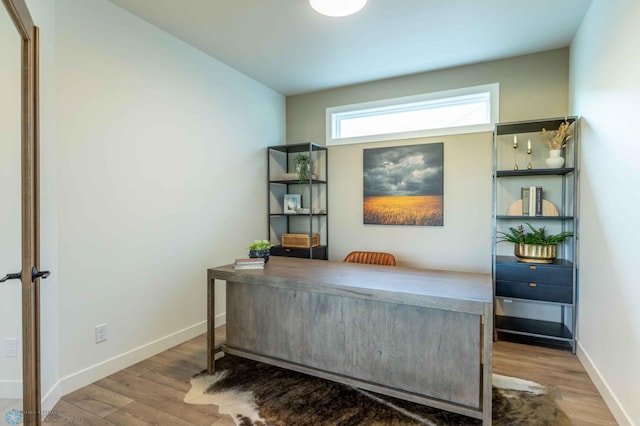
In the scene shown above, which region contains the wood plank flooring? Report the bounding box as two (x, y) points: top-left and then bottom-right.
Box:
(43, 326), (617, 425)
(0, 399), (21, 418)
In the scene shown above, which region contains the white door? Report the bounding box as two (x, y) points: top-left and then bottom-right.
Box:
(0, 3), (24, 420)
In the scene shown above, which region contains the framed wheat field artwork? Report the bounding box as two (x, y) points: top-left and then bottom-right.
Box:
(363, 143), (443, 226)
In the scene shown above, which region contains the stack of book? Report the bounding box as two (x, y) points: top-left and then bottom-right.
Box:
(521, 186), (543, 216)
(233, 258), (265, 270)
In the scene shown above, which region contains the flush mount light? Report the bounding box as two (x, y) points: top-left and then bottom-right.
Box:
(309, 0), (367, 17)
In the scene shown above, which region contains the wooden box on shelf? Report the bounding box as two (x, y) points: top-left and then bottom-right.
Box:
(282, 233), (320, 248)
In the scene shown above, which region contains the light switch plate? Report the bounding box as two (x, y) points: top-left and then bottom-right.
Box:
(4, 337), (18, 357)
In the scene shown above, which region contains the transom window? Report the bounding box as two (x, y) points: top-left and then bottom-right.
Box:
(326, 83), (499, 146)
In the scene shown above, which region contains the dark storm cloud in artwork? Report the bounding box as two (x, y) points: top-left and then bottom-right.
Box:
(363, 143), (443, 197)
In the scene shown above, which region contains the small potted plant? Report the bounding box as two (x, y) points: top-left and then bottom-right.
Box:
(497, 223), (573, 263)
(294, 153), (310, 183)
(248, 239), (271, 263)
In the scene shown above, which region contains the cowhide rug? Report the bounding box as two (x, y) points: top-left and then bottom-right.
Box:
(185, 354), (570, 425)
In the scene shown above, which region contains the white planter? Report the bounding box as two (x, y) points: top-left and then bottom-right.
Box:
(545, 149), (565, 168)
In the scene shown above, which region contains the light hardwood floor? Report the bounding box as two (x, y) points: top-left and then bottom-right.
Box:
(44, 326), (617, 425)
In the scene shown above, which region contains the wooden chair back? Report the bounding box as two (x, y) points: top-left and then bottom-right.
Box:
(343, 251), (396, 266)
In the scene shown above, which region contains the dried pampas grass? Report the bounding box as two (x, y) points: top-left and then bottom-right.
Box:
(542, 120), (573, 150)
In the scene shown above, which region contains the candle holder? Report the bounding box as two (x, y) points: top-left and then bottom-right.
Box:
(513, 140), (519, 170)
(527, 146), (532, 170)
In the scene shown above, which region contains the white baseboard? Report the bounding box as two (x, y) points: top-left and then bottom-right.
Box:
(41, 382), (62, 415)
(56, 313), (224, 398)
(577, 341), (633, 426)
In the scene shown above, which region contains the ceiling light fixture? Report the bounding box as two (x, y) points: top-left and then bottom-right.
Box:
(309, 0), (367, 17)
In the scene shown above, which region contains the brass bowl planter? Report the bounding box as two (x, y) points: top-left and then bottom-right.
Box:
(498, 224), (571, 264)
(514, 243), (556, 264)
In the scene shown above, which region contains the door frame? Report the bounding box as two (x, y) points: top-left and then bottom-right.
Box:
(2, 0), (40, 424)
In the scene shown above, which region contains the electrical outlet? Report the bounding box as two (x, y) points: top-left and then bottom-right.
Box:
(4, 337), (18, 357)
(95, 324), (107, 343)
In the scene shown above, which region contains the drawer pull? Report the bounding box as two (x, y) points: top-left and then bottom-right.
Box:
(529, 283), (537, 287)
(529, 265), (537, 270)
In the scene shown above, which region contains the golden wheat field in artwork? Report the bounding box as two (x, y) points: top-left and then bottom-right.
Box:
(363, 195), (443, 226)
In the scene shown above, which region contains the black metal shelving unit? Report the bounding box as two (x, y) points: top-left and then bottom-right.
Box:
(267, 142), (328, 260)
(492, 117), (579, 353)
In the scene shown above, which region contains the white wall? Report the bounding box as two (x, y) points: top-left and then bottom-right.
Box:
(570, 0), (640, 424)
(48, 0), (284, 397)
(324, 133), (491, 272)
(287, 50), (570, 272)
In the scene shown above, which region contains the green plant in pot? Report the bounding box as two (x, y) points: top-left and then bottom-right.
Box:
(248, 239), (271, 263)
(294, 153), (310, 184)
(497, 223), (573, 264)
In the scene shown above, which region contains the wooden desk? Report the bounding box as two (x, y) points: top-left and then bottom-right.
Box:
(207, 257), (493, 424)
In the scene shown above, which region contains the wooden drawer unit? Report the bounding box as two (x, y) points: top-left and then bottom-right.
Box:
(496, 280), (572, 303)
(495, 258), (573, 304)
(495, 260), (572, 285)
(270, 245), (327, 260)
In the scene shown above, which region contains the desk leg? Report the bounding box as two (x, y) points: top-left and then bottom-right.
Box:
(207, 271), (215, 374)
(482, 303), (493, 426)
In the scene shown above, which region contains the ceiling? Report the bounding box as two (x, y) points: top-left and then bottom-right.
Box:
(107, 0), (593, 96)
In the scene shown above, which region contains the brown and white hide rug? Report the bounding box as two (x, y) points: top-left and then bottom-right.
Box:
(185, 354), (571, 425)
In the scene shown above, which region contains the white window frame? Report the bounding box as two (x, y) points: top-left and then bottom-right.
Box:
(326, 83), (499, 146)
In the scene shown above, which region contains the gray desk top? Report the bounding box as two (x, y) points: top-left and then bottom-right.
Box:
(209, 257), (492, 315)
